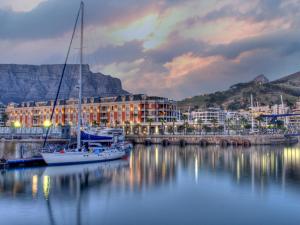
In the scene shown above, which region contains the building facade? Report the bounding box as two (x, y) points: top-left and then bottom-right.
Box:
(0, 103), (6, 127)
(6, 94), (177, 128)
(289, 100), (300, 129)
(190, 108), (226, 127)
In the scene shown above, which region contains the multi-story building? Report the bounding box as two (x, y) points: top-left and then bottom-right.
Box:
(0, 103), (6, 127)
(6, 94), (177, 128)
(288, 100), (300, 129)
(190, 108), (226, 127)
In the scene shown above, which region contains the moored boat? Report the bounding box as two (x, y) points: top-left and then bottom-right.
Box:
(41, 1), (126, 165)
(41, 148), (125, 165)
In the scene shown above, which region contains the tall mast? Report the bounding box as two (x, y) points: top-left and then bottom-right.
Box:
(77, 1), (84, 150)
(251, 94), (254, 133)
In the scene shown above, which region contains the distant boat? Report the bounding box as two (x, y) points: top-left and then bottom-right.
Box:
(41, 1), (126, 165)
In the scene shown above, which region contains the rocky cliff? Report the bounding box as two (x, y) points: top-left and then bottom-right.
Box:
(0, 64), (129, 104)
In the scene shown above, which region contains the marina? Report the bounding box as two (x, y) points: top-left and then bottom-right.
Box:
(1, 0), (300, 224)
(1, 143), (300, 225)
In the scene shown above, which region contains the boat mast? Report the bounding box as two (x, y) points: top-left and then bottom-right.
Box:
(77, 1), (84, 150)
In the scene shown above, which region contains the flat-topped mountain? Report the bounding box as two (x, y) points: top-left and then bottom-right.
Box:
(179, 72), (300, 111)
(0, 64), (129, 104)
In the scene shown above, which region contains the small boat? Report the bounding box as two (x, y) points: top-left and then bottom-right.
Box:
(81, 127), (133, 151)
(81, 127), (124, 142)
(41, 2), (126, 165)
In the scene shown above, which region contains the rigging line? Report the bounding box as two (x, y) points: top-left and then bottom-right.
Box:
(43, 4), (82, 148)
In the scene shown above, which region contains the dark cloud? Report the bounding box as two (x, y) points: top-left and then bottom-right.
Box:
(0, 0), (154, 40)
(205, 30), (300, 59)
(2, 0), (300, 99)
(87, 41), (144, 65)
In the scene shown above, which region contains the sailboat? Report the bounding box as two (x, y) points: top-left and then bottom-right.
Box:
(41, 1), (126, 165)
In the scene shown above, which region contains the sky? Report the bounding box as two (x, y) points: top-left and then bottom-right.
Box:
(1, 0), (300, 99)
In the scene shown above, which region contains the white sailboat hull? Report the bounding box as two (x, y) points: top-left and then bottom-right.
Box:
(41, 150), (125, 165)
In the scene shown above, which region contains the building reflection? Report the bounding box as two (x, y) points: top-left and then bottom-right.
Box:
(1, 144), (300, 199)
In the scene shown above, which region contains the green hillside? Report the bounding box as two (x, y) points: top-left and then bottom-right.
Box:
(178, 73), (300, 111)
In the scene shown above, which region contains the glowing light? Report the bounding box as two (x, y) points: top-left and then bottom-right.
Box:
(43, 120), (52, 128)
(32, 175), (38, 197)
(43, 175), (51, 199)
(195, 157), (198, 183)
(13, 121), (21, 128)
(155, 147), (159, 166)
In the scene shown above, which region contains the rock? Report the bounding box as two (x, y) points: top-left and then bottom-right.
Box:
(252, 74), (269, 84)
(0, 64), (129, 104)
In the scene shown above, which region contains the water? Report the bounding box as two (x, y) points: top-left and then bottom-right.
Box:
(1, 143), (300, 225)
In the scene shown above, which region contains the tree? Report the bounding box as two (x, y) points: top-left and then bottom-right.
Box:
(196, 118), (203, 134)
(114, 120), (120, 128)
(101, 119), (108, 127)
(255, 116), (264, 132)
(172, 118), (177, 135)
(133, 113), (138, 123)
(240, 117), (249, 134)
(2, 112), (8, 127)
(92, 120), (98, 127)
(124, 120), (131, 135)
(225, 118), (231, 135)
(211, 118), (218, 135)
(160, 118), (166, 135)
(147, 118), (154, 135)
(182, 114), (188, 135)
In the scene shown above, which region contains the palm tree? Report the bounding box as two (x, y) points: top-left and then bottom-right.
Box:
(172, 118), (177, 135)
(160, 118), (166, 135)
(100, 119), (108, 127)
(147, 118), (154, 135)
(196, 118), (203, 135)
(2, 112), (8, 127)
(114, 120), (120, 128)
(92, 120), (98, 127)
(133, 113), (138, 124)
(182, 114), (188, 135)
(256, 116), (264, 133)
(240, 117), (248, 134)
(124, 120), (131, 135)
(211, 118), (218, 135)
(225, 118), (231, 135)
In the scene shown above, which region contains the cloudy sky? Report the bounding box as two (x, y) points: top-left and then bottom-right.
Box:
(1, 0), (300, 99)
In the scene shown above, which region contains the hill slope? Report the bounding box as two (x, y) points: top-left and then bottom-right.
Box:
(178, 73), (300, 111)
(0, 64), (129, 104)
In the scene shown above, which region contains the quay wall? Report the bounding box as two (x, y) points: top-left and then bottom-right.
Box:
(126, 134), (298, 146)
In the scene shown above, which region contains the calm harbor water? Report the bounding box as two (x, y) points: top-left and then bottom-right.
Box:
(1, 143), (300, 225)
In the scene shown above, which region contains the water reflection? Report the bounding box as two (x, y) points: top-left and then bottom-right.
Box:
(1, 145), (300, 197)
(1, 144), (300, 224)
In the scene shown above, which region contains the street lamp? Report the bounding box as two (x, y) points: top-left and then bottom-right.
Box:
(43, 120), (52, 128)
(14, 121), (21, 128)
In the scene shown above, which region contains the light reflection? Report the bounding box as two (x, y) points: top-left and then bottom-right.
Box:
(32, 175), (38, 197)
(43, 176), (50, 200)
(195, 156), (198, 183)
(1, 145), (300, 200)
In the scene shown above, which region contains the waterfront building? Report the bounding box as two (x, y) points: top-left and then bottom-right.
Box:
(250, 105), (271, 117)
(0, 103), (6, 127)
(288, 100), (300, 129)
(6, 94), (177, 128)
(190, 107), (226, 127)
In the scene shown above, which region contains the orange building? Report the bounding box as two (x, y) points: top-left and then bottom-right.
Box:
(6, 94), (177, 128)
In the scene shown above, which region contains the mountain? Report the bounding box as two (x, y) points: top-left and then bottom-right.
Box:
(0, 64), (129, 104)
(178, 73), (300, 111)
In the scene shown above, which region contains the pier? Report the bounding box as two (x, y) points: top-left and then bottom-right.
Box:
(126, 134), (298, 146)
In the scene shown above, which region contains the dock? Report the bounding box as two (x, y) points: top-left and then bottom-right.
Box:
(0, 157), (46, 169)
(126, 134), (299, 146)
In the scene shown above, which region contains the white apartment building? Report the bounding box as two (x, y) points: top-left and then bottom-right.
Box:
(190, 108), (226, 127)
